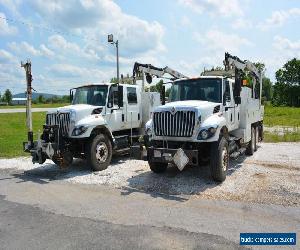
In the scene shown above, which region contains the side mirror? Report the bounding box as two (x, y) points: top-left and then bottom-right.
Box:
(118, 86), (123, 107)
(107, 99), (113, 108)
(146, 73), (152, 84)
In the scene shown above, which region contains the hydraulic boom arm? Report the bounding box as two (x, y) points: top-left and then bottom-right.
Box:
(224, 52), (262, 80)
(224, 52), (263, 105)
(132, 62), (187, 84)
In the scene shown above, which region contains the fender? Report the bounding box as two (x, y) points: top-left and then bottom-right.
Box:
(69, 115), (113, 140)
(198, 114), (227, 142)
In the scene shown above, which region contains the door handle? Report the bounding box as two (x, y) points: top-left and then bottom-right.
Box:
(122, 114), (124, 122)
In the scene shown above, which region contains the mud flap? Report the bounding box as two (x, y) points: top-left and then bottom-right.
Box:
(130, 145), (146, 160)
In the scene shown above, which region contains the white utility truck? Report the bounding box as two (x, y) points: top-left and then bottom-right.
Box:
(133, 53), (264, 182)
(23, 63), (185, 171)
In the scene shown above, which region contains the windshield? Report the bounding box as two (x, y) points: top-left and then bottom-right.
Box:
(169, 78), (222, 103)
(72, 85), (108, 106)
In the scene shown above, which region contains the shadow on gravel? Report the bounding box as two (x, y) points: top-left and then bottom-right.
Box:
(122, 155), (247, 199)
(10, 155), (130, 185)
(9, 153), (248, 201)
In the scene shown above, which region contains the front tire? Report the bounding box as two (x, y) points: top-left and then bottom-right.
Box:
(210, 137), (229, 182)
(148, 161), (168, 173)
(87, 134), (112, 171)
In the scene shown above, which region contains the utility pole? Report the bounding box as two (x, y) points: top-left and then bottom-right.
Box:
(116, 39), (119, 84)
(108, 34), (120, 84)
(21, 60), (33, 149)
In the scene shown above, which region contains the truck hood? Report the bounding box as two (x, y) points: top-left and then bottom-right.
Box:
(48, 104), (103, 122)
(155, 100), (221, 120)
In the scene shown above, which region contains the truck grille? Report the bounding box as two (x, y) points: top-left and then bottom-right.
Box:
(46, 112), (70, 136)
(153, 111), (196, 137)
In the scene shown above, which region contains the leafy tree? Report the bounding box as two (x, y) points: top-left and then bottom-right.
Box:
(3, 89), (12, 104)
(252, 62), (273, 101)
(165, 87), (171, 97)
(149, 80), (164, 93)
(272, 58), (300, 107)
(262, 77), (272, 101)
(38, 94), (45, 104)
(110, 74), (133, 84)
(275, 58), (300, 86)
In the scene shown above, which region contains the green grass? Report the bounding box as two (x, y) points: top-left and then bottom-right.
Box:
(0, 106), (300, 158)
(264, 106), (300, 127)
(0, 103), (70, 109)
(264, 131), (300, 143)
(0, 112), (46, 158)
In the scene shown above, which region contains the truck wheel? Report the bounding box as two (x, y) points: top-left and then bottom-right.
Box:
(88, 134), (112, 171)
(210, 137), (229, 182)
(148, 161), (168, 173)
(246, 126), (256, 155)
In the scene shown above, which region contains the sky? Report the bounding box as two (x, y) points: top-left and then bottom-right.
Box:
(0, 0), (299, 95)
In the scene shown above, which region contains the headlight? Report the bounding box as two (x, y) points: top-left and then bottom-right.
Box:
(199, 130), (209, 139)
(197, 126), (218, 140)
(72, 125), (88, 136)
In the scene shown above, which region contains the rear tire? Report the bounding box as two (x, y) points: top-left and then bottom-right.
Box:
(148, 161), (168, 173)
(246, 126), (256, 155)
(87, 134), (112, 171)
(210, 136), (229, 182)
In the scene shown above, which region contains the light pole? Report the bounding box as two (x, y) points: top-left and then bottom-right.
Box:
(108, 34), (119, 84)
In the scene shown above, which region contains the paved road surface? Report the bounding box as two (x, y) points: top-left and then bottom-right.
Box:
(0, 167), (298, 249)
(0, 107), (55, 113)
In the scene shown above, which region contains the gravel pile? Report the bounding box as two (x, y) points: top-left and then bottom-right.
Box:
(0, 142), (299, 206)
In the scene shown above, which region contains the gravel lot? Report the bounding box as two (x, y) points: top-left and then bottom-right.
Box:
(0, 142), (299, 206)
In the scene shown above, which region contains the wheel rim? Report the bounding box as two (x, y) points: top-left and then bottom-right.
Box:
(221, 147), (228, 172)
(96, 142), (108, 163)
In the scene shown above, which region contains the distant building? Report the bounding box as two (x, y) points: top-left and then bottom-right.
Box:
(12, 97), (27, 105)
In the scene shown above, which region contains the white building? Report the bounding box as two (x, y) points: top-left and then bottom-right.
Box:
(12, 97), (27, 105)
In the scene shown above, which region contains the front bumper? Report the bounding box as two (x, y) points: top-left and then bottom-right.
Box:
(23, 140), (57, 164)
(147, 147), (199, 166)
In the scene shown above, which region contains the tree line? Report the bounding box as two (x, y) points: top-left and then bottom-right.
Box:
(0, 89), (12, 104)
(0, 89), (69, 105)
(1, 58), (299, 107)
(237, 58), (299, 107)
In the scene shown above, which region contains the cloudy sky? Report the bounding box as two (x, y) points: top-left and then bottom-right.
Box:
(0, 0), (299, 95)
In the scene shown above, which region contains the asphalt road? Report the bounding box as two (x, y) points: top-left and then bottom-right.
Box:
(0, 167), (298, 250)
(0, 195), (242, 250)
(0, 107), (55, 113)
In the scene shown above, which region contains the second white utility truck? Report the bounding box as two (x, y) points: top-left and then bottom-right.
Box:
(133, 53), (264, 182)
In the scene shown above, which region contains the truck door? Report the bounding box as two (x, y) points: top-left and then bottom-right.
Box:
(224, 80), (236, 131)
(125, 86), (141, 129)
(106, 85), (125, 131)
